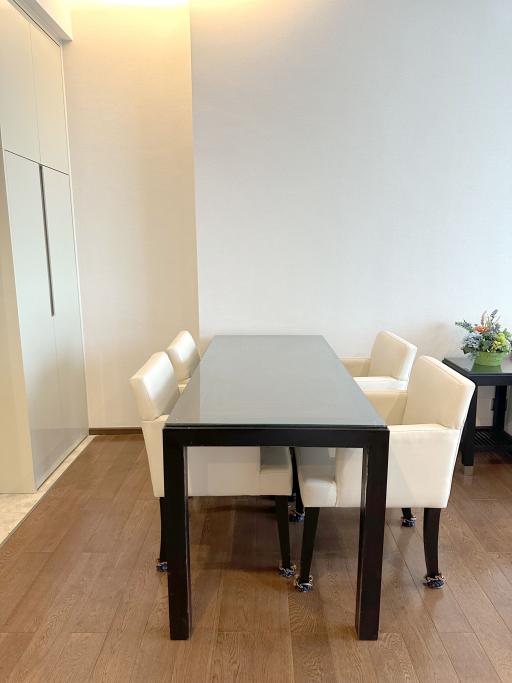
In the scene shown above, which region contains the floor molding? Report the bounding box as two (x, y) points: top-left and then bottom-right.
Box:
(89, 427), (142, 435)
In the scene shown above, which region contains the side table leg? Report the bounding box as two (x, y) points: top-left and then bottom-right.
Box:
(461, 388), (477, 475)
(493, 385), (507, 431)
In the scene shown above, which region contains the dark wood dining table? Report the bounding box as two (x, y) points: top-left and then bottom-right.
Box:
(163, 335), (389, 641)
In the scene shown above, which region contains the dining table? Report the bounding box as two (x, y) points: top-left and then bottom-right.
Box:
(163, 335), (389, 641)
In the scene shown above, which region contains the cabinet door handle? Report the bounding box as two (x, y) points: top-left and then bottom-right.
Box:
(38, 166), (55, 317)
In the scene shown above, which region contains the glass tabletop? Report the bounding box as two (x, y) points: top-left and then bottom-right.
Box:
(444, 356), (512, 376)
(166, 335), (386, 428)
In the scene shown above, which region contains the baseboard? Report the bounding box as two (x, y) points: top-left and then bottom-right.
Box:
(89, 427), (142, 435)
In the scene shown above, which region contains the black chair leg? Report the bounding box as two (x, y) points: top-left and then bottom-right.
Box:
(423, 507), (444, 588)
(275, 496), (296, 577)
(401, 507), (416, 527)
(295, 507), (320, 592)
(156, 497), (168, 572)
(289, 448), (305, 522)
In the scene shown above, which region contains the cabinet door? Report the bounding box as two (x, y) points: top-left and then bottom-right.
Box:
(3, 152), (63, 486)
(31, 25), (68, 173)
(0, 0), (40, 161)
(42, 167), (88, 450)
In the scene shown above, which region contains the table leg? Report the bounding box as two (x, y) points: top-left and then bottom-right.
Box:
(355, 431), (389, 640)
(163, 435), (191, 640)
(493, 385), (507, 431)
(461, 387), (477, 475)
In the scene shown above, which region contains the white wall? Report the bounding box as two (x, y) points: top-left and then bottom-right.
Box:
(190, 0), (512, 390)
(63, 2), (198, 428)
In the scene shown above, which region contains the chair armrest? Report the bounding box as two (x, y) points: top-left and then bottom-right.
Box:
(140, 415), (168, 498)
(363, 390), (408, 424)
(334, 424), (461, 508)
(340, 356), (370, 377)
(386, 424), (462, 507)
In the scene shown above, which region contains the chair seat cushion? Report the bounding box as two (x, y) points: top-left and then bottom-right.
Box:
(259, 446), (293, 495)
(141, 416), (292, 497)
(295, 447), (337, 507)
(355, 376), (407, 391)
(297, 423), (461, 509)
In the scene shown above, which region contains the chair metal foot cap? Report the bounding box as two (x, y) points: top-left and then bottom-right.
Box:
(156, 560), (168, 572)
(401, 516), (416, 527)
(289, 510), (305, 523)
(278, 564), (297, 578)
(294, 575), (313, 592)
(425, 574), (445, 589)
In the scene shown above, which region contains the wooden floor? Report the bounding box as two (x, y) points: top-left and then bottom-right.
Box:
(2, 437), (512, 682)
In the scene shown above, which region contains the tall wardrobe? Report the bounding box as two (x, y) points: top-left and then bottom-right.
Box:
(0, 0), (88, 492)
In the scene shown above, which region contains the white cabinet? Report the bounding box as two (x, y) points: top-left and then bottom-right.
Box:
(0, 154), (88, 491)
(31, 26), (68, 173)
(0, 0), (39, 162)
(42, 167), (87, 451)
(0, 2), (68, 173)
(3, 152), (63, 485)
(0, 3), (87, 492)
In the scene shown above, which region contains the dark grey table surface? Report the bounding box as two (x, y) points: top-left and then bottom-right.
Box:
(167, 335), (385, 428)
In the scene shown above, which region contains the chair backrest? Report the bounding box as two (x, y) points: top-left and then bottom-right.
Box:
(130, 352), (180, 498)
(130, 352), (180, 421)
(166, 330), (200, 383)
(403, 356), (475, 429)
(368, 331), (417, 381)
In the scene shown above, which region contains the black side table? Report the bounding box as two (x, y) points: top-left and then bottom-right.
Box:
(443, 356), (512, 474)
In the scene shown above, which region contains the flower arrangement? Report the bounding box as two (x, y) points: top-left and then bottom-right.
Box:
(455, 310), (511, 365)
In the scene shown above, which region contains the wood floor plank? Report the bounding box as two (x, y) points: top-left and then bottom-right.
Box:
(367, 632), (420, 683)
(131, 501), (227, 682)
(129, 581), (178, 683)
(87, 436), (145, 502)
(210, 631), (256, 683)
(90, 550), (160, 682)
(85, 455), (147, 554)
(441, 551), (512, 682)
(441, 632), (501, 682)
(2, 436), (512, 682)
(465, 550), (512, 630)
(0, 552), (51, 628)
(317, 555), (378, 683)
(2, 497), (110, 632)
(378, 551), (458, 683)
(51, 632), (107, 683)
(251, 500), (295, 681)
(217, 499), (258, 633)
(6, 552), (106, 683)
(0, 633), (34, 680)
(288, 563), (338, 682)
(69, 498), (156, 634)
(451, 484), (512, 553)
(391, 522), (472, 634)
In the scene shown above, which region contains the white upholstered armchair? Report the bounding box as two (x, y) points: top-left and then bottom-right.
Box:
(295, 356), (475, 592)
(130, 352), (294, 575)
(340, 330), (417, 391)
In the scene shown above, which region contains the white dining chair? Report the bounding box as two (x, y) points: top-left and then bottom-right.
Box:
(166, 330), (200, 392)
(340, 330), (417, 391)
(294, 356), (474, 592)
(130, 352), (294, 576)
(289, 332), (416, 524)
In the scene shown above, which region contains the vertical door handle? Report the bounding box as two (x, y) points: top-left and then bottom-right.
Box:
(38, 166), (55, 317)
